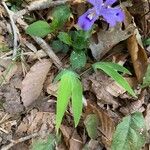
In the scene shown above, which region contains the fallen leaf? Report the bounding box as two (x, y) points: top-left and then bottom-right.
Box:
(83, 72), (119, 108)
(89, 24), (135, 60)
(69, 130), (83, 150)
(89, 104), (119, 148)
(127, 33), (148, 82)
(21, 59), (52, 107)
(16, 109), (55, 137)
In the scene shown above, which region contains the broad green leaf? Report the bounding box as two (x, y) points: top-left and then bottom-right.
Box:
(71, 30), (90, 50)
(26, 21), (50, 37)
(70, 51), (87, 69)
(31, 134), (56, 150)
(112, 112), (146, 150)
(93, 62), (136, 97)
(51, 40), (69, 53)
(142, 64), (150, 88)
(56, 74), (72, 132)
(71, 78), (83, 127)
(58, 32), (72, 46)
(84, 114), (99, 139)
(95, 62), (131, 75)
(49, 5), (71, 32)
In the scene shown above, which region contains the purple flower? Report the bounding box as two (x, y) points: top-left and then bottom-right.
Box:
(77, 0), (125, 30)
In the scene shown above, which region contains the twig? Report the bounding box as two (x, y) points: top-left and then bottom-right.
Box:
(1, 133), (39, 150)
(17, 18), (63, 69)
(1, 1), (18, 58)
(13, 0), (70, 19)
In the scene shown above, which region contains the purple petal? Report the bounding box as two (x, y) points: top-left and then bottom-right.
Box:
(104, 0), (117, 6)
(77, 8), (99, 30)
(100, 7), (125, 26)
(87, 0), (103, 6)
(87, 0), (103, 15)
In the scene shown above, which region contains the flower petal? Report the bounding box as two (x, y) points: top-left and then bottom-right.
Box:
(105, 0), (117, 6)
(100, 7), (125, 26)
(77, 8), (99, 30)
(87, 0), (103, 6)
(87, 0), (103, 15)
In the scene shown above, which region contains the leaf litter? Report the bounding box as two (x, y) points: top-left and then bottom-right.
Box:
(0, 0), (150, 150)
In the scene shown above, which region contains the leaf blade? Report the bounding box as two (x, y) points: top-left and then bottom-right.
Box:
(93, 62), (136, 97)
(56, 74), (72, 132)
(71, 78), (83, 127)
(26, 21), (50, 37)
(112, 112), (146, 150)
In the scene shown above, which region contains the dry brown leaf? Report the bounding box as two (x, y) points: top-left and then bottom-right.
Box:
(89, 23), (135, 60)
(21, 59), (52, 107)
(83, 72), (119, 108)
(16, 109), (55, 137)
(119, 90), (146, 115)
(91, 105), (118, 148)
(127, 33), (148, 82)
(69, 130), (83, 150)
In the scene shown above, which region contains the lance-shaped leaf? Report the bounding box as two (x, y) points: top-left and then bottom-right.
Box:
(93, 62), (136, 97)
(56, 74), (72, 131)
(55, 70), (83, 132)
(71, 78), (83, 127)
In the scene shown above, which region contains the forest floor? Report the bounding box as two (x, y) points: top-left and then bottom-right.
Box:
(0, 0), (150, 150)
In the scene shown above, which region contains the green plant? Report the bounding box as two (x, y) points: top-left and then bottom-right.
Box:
(55, 70), (83, 132)
(58, 30), (91, 69)
(26, 5), (71, 37)
(92, 62), (136, 97)
(112, 112), (146, 150)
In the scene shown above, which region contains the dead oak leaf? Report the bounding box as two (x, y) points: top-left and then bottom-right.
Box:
(21, 59), (52, 107)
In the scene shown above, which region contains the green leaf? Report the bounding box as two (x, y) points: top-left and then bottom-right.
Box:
(70, 51), (87, 69)
(112, 112), (146, 150)
(49, 5), (71, 33)
(55, 70), (83, 131)
(84, 114), (99, 139)
(26, 21), (50, 37)
(31, 134), (56, 150)
(97, 62), (131, 75)
(56, 73), (72, 132)
(93, 62), (136, 97)
(71, 30), (90, 50)
(54, 69), (80, 82)
(142, 64), (150, 88)
(71, 78), (83, 127)
(51, 40), (69, 53)
(143, 38), (150, 46)
(58, 32), (72, 46)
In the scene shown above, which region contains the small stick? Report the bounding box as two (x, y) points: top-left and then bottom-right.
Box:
(13, 0), (70, 19)
(1, 133), (39, 150)
(1, 1), (18, 58)
(17, 18), (63, 69)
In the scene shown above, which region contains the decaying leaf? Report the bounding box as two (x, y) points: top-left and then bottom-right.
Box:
(87, 104), (119, 148)
(127, 33), (148, 82)
(69, 130), (83, 150)
(0, 60), (18, 85)
(16, 109), (55, 137)
(83, 72), (119, 108)
(89, 24), (135, 60)
(21, 59), (52, 107)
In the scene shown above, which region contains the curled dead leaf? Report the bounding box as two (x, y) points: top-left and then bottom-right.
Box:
(127, 33), (148, 82)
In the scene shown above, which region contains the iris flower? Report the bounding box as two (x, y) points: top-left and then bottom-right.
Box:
(77, 0), (125, 30)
